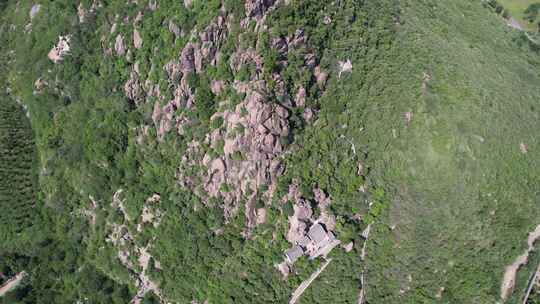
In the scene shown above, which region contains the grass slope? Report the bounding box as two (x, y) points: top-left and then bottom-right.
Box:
(364, 0), (540, 303)
(499, 0), (540, 31)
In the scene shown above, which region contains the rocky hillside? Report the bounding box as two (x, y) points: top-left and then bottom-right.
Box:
(0, 0), (539, 304)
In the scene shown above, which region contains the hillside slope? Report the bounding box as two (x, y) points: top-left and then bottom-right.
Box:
(0, 0), (538, 304)
(365, 1), (540, 303)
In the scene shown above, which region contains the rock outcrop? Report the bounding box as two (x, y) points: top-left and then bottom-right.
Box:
(338, 59), (352, 78)
(133, 29), (143, 49)
(118, 6), (329, 236)
(106, 190), (166, 304)
(48, 35), (71, 63)
(115, 34), (126, 56)
(29, 4), (41, 20)
(245, 0), (276, 18)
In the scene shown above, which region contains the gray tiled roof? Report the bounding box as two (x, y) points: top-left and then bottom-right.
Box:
(308, 224), (327, 244)
(285, 245), (304, 263)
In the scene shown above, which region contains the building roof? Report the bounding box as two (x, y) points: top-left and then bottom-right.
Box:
(308, 224), (328, 244)
(298, 236), (310, 247)
(285, 245), (304, 263)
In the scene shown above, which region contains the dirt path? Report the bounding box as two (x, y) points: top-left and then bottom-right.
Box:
(500, 224), (540, 301)
(522, 264), (540, 304)
(506, 17), (523, 31)
(289, 259), (332, 304)
(0, 271), (27, 297)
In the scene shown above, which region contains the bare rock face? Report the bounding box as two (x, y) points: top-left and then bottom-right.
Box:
(304, 52), (316, 69)
(164, 60), (182, 83)
(245, 0), (276, 18)
(29, 4), (41, 20)
(175, 79), (290, 229)
(168, 20), (181, 38)
(180, 43), (196, 73)
(211, 80), (224, 95)
(134, 11), (144, 24)
(124, 70), (144, 104)
(152, 15), (230, 139)
(286, 202), (312, 243)
(230, 48), (264, 75)
(148, 15), (328, 235)
(133, 29), (143, 49)
(338, 59), (353, 78)
(34, 78), (47, 92)
(272, 37), (288, 55)
(295, 86), (306, 107)
(106, 190), (167, 304)
(78, 3), (86, 23)
(302, 108), (314, 122)
(314, 66), (328, 89)
(313, 188), (336, 231)
(343, 241), (354, 252)
(115, 34), (126, 56)
(289, 29), (305, 48)
(276, 261), (290, 278)
(148, 0), (158, 11)
(110, 22), (118, 34)
(48, 35), (71, 63)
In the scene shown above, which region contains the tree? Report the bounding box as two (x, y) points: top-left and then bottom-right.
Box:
(502, 9), (510, 19)
(524, 3), (540, 23)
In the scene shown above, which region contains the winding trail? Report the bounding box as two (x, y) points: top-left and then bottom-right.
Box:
(522, 264), (540, 304)
(289, 259), (332, 304)
(500, 224), (540, 301)
(0, 271), (27, 297)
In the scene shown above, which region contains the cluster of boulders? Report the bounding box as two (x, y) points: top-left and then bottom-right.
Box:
(152, 14), (231, 138)
(169, 4), (329, 234)
(77, 0), (101, 23)
(137, 194), (163, 232)
(201, 79), (289, 230)
(105, 190), (166, 304)
(282, 183), (336, 244)
(245, 0), (276, 19)
(112, 0), (330, 237)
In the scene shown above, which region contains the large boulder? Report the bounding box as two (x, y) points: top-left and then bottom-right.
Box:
(133, 29), (143, 49)
(115, 34), (125, 56)
(245, 0), (275, 18)
(48, 35), (71, 63)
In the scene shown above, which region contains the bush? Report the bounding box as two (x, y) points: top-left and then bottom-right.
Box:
(502, 9), (510, 19)
(524, 3), (540, 23)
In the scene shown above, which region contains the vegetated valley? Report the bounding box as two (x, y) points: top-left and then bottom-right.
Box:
(0, 0), (539, 304)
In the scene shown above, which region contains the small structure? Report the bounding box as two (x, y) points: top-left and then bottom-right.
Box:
(285, 246), (304, 264)
(284, 222), (340, 264)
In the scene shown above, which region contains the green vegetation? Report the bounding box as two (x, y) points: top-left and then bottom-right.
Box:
(0, 0), (538, 303)
(363, 1), (540, 303)
(497, 0), (540, 31)
(0, 96), (37, 249)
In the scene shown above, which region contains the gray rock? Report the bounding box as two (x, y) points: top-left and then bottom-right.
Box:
(29, 4), (41, 20)
(133, 29), (143, 49)
(245, 0), (275, 18)
(115, 34), (125, 56)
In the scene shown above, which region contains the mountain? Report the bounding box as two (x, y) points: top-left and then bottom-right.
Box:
(0, 0), (539, 303)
